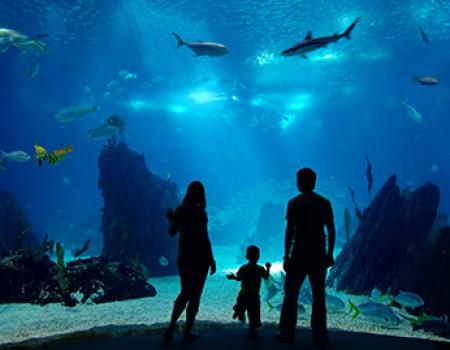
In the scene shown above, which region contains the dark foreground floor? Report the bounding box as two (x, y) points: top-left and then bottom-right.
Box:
(6, 328), (450, 350)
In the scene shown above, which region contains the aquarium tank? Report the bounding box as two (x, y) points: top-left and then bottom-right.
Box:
(0, 0), (450, 346)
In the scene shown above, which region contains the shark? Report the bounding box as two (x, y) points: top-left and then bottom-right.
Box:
(281, 18), (359, 59)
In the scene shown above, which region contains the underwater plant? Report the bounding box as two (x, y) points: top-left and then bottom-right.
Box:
(55, 242), (69, 294)
(32, 233), (54, 262)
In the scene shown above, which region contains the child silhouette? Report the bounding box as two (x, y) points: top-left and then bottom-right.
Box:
(227, 245), (271, 338)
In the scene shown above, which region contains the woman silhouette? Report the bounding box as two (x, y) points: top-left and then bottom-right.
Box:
(164, 181), (216, 343)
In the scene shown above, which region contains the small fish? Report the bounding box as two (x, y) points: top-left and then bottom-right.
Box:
(34, 143), (73, 166)
(172, 33), (229, 57)
(412, 76), (440, 86)
(402, 97), (423, 123)
(394, 291), (424, 310)
(159, 256), (169, 266)
(34, 143), (47, 166)
(118, 70), (138, 81)
(365, 154), (373, 200)
(419, 27), (429, 46)
(74, 240), (90, 258)
(107, 80), (119, 90)
(27, 60), (41, 80)
(62, 177), (71, 185)
(344, 208), (351, 241)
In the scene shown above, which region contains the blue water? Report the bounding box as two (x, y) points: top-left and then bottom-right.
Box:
(1, 0), (450, 253)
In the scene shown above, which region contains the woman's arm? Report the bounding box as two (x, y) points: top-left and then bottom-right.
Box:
(205, 212), (216, 274)
(167, 207), (180, 237)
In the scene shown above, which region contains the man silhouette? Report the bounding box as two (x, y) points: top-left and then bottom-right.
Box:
(276, 168), (335, 347)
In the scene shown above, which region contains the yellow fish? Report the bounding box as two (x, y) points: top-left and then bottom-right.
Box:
(34, 143), (73, 166)
(49, 145), (73, 165)
(34, 143), (48, 167)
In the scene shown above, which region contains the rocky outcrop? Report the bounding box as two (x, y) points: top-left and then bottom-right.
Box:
(327, 175), (440, 295)
(0, 191), (39, 255)
(407, 227), (450, 316)
(99, 141), (179, 277)
(237, 201), (285, 262)
(0, 247), (156, 305)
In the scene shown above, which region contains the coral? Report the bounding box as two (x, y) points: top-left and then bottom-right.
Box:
(0, 191), (39, 255)
(98, 141), (179, 276)
(326, 175), (450, 316)
(0, 248), (156, 305)
(55, 242), (69, 294)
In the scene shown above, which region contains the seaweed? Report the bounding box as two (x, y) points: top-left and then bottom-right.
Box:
(32, 233), (55, 262)
(55, 242), (68, 293)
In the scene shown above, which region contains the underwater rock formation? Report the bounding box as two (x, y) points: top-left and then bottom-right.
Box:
(0, 247), (156, 305)
(327, 175), (440, 295)
(237, 201), (285, 261)
(0, 191), (39, 255)
(98, 141), (178, 276)
(406, 226), (450, 316)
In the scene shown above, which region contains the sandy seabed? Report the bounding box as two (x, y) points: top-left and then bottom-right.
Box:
(0, 272), (447, 347)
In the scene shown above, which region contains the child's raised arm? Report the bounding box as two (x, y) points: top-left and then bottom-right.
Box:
(262, 262), (271, 279)
(226, 272), (238, 280)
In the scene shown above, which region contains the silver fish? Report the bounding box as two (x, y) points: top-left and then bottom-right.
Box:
(349, 300), (400, 326)
(412, 75), (440, 86)
(55, 104), (98, 123)
(1, 150), (30, 162)
(0, 28), (47, 53)
(172, 33), (228, 57)
(394, 291), (424, 310)
(402, 98), (423, 123)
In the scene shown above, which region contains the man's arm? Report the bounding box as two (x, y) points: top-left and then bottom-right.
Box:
(284, 221), (295, 260)
(325, 200), (336, 266)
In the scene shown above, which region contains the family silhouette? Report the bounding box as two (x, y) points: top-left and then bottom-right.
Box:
(164, 168), (336, 347)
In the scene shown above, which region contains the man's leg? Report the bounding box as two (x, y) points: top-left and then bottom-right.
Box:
(309, 265), (327, 344)
(278, 269), (306, 339)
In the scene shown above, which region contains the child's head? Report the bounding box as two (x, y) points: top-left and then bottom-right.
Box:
(246, 245), (260, 263)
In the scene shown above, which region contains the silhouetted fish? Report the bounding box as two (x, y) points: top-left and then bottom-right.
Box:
(281, 18), (359, 59)
(419, 26), (429, 46)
